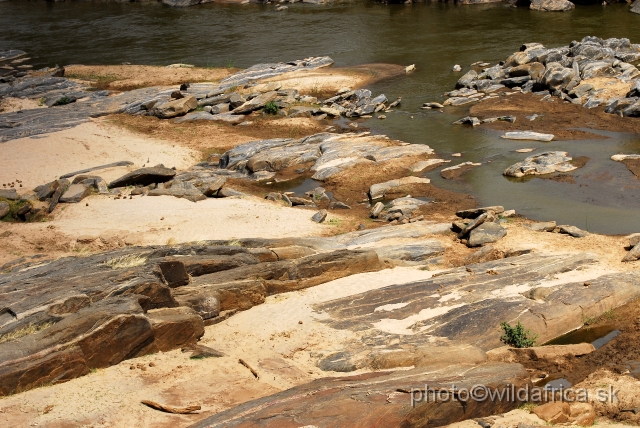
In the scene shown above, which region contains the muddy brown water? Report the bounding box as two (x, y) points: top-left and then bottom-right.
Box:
(2, 2), (640, 233)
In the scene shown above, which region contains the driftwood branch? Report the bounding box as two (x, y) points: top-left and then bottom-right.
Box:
(141, 400), (201, 414)
(238, 358), (259, 379)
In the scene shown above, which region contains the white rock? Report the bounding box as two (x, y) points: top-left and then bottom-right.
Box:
(502, 131), (554, 142)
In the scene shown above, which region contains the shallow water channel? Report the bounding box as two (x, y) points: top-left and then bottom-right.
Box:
(2, 2), (640, 233)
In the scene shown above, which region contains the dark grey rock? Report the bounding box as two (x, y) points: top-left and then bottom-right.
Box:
(467, 223), (507, 247)
(311, 210), (328, 223)
(0, 201), (9, 218)
(0, 188), (19, 200)
(109, 166), (177, 188)
(59, 184), (91, 203)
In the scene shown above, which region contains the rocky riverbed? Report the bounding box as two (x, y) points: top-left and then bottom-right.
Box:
(2, 45), (640, 428)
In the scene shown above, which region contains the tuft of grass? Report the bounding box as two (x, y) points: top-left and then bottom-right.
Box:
(0, 321), (54, 344)
(102, 253), (148, 269)
(326, 218), (341, 227)
(227, 240), (242, 247)
(583, 309), (616, 326)
(166, 237), (177, 246)
(518, 402), (537, 413)
(500, 321), (539, 348)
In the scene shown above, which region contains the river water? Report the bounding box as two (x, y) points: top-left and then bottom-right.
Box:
(2, 2), (640, 234)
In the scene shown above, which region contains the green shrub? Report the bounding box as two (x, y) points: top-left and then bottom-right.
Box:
(500, 321), (538, 348)
(53, 96), (72, 106)
(264, 101), (279, 115)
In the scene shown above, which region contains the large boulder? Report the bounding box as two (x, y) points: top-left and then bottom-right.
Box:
(152, 95), (197, 119)
(541, 62), (576, 90)
(147, 307), (204, 352)
(530, 0), (575, 11)
(232, 91), (278, 114)
(504, 151), (579, 178)
(109, 166), (176, 188)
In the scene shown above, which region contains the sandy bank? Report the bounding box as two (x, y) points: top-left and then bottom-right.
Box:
(0, 119), (199, 191)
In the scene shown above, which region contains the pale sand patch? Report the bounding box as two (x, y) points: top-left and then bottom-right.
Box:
(0, 266), (439, 427)
(64, 64), (233, 91)
(0, 118), (199, 191)
(263, 64), (406, 95)
(0, 97), (45, 114)
(45, 195), (330, 246)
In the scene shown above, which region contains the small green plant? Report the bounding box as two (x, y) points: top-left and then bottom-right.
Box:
(264, 101), (279, 115)
(53, 96), (72, 106)
(500, 321), (538, 348)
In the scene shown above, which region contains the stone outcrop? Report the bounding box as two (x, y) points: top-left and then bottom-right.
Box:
(0, 57), (334, 142)
(0, 239), (389, 395)
(189, 362), (531, 428)
(442, 36), (640, 119)
(310, 253), (640, 373)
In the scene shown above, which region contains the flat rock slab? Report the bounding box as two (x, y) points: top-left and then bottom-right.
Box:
(59, 183), (91, 203)
(558, 224), (589, 238)
(374, 241), (445, 265)
(219, 57), (334, 87)
(109, 166), (176, 188)
(369, 176), (431, 200)
(502, 131), (554, 142)
(410, 158), (450, 172)
(441, 162), (481, 180)
(333, 222), (450, 247)
(189, 362), (531, 428)
(504, 151), (578, 178)
(456, 206), (505, 219)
